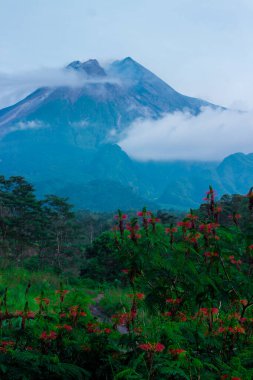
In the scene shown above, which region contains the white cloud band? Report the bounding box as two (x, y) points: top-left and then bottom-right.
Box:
(118, 107), (253, 161)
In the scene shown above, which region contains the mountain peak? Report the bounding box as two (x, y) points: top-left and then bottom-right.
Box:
(121, 56), (138, 65)
(67, 59), (106, 77)
(109, 56), (166, 85)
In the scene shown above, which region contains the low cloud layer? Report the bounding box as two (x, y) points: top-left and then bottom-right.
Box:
(0, 67), (118, 109)
(118, 107), (253, 161)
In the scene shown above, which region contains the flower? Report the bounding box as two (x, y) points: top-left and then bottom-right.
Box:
(228, 213), (241, 219)
(166, 298), (182, 304)
(55, 289), (69, 295)
(86, 323), (101, 333)
(186, 214), (198, 220)
(229, 256), (242, 266)
(204, 251), (219, 258)
(177, 221), (192, 229)
(199, 223), (219, 234)
(114, 214), (127, 220)
(35, 297), (50, 305)
(216, 327), (227, 334)
(239, 299), (248, 306)
(139, 342), (165, 352)
(1, 341), (15, 347)
(199, 307), (219, 316)
(162, 311), (172, 317)
(137, 211), (151, 217)
(40, 331), (57, 341)
(165, 227), (178, 234)
(169, 348), (186, 356)
(228, 326), (245, 334)
(55, 289), (69, 302)
(185, 232), (201, 243)
(56, 324), (73, 331)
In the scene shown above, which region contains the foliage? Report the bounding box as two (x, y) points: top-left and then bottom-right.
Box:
(0, 182), (252, 379)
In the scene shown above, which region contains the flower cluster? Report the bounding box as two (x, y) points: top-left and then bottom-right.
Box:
(138, 342), (165, 352)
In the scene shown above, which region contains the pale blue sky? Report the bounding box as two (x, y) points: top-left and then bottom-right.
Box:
(1, 0), (253, 108)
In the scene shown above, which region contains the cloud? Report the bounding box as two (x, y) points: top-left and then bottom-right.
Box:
(118, 107), (253, 161)
(10, 120), (45, 132)
(0, 120), (46, 137)
(0, 67), (119, 109)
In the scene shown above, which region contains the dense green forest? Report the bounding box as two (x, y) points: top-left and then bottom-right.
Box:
(0, 176), (252, 379)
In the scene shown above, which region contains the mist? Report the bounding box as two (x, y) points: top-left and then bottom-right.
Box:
(118, 107), (253, 161)
(0, 67), (119, 109)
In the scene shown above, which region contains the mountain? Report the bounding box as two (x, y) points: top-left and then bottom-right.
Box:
(0, 57), (214, 143)
(0, 57), (251, 210)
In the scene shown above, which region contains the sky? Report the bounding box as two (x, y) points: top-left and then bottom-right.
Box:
(1, 0), (253, 109)
(1, 0), (253, 161)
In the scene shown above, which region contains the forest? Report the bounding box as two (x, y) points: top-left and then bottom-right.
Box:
(0, 175), (252, 379)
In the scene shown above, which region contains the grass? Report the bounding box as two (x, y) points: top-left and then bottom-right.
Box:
(0, 268), (95, 316)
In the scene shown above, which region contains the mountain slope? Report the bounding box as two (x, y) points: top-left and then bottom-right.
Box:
(0, 57), (251, 211)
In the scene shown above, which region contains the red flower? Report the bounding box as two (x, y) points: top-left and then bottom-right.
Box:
(228, 326), (245, 334)
(56, 324), (73, 331)
(177, 221), (192, 229)
(40, 331), (57, 341)
(104, 328), (111, 334)
(166, 298), (182, 304)
(165, 227), (178, 234)
(139, 342), (165, 352)
(229, 256), (242, 267)
(199, 307), (219, 316)
(169, 348), (186, 356)
(216, 327), (227, 334)
(55, 289), (69, 302)
(114, 214), (127, 220)
(137, 211), (151, 217)
(162, 311), (172, 317)
(55, 289), (69, 295)
(186, 214), (198, 220)
(1, 341), (15, 347)
(239, 299), (248, 306)
(64, 324), (72, 331)
(35, 297), (50, 305)
(204, 251), (219, 258)
(228, 213), (241, 219)
(26, 311), (35, 318)
(185, 232), (201, 243)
